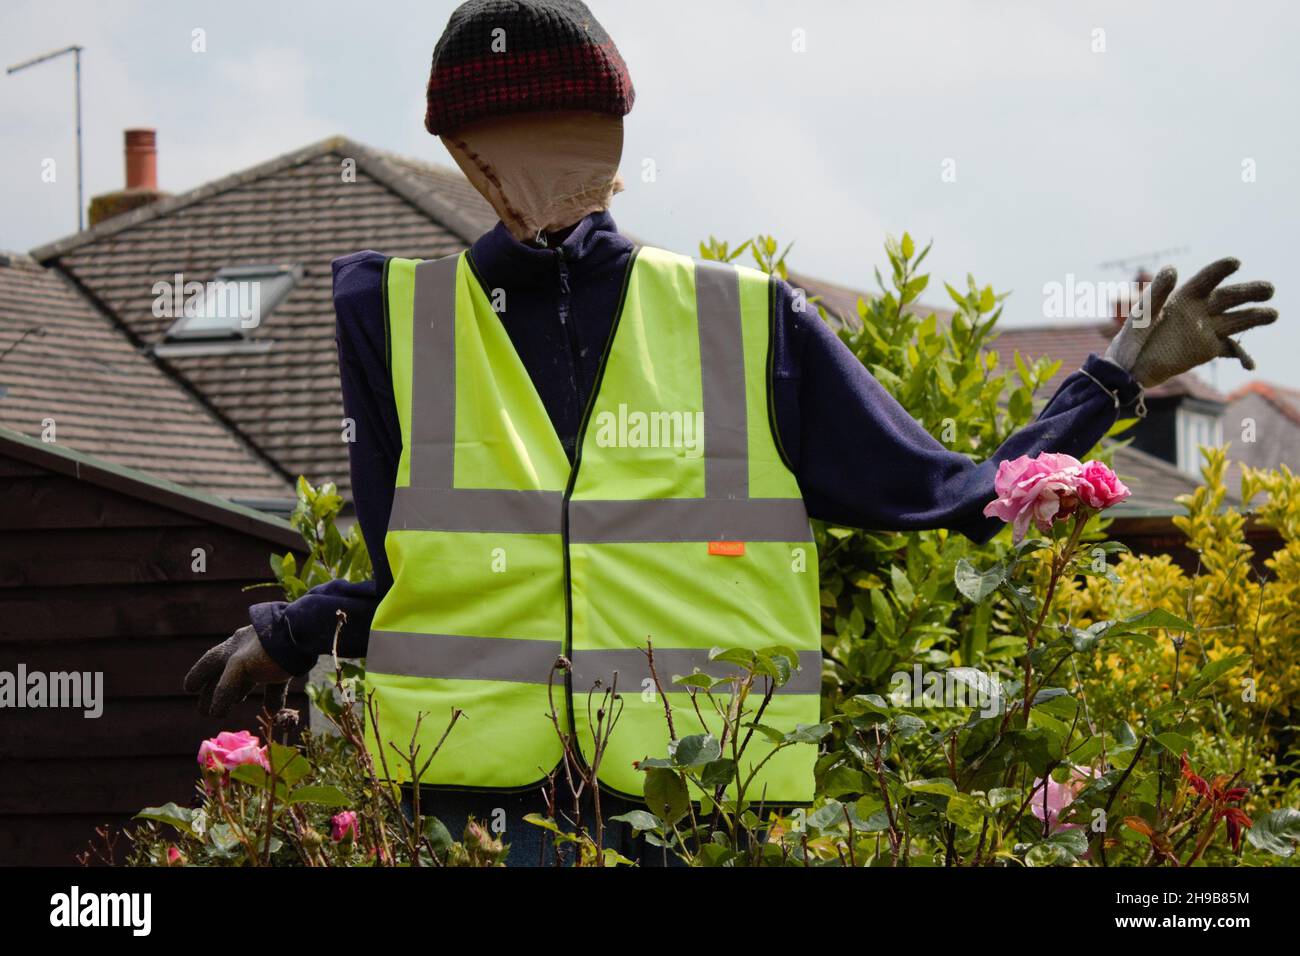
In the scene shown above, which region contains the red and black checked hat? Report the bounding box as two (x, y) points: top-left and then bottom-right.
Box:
(425, 0), (636, 135)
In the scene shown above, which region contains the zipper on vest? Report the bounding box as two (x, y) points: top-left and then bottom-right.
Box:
(554, 248), (586, 420)
(559, 247), (640, 786)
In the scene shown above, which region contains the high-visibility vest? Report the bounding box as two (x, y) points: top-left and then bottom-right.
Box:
(364, 245), (822, 802)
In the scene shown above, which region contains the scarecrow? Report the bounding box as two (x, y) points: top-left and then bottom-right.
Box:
(186, 0), (1277, 862)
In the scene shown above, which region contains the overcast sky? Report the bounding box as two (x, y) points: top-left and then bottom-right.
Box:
(3, 0), (1297, 392)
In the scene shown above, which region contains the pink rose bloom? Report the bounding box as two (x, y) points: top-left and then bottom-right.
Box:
(982, 453), (1085, 541)
(331, 810), (359, 843)
(1030, 765), (1098, 833)
(983, 453), (1130, 541)
(197, 730), (270, 773)
(166, 845), (185, 866)
(1075, 459), (1131, 510)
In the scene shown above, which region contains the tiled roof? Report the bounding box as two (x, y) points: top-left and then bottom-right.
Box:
(0, 252), (290, 501)
(0, 424), (301, 548)
(32, 137), (498, 502)
(1227, 380), (1300, 429)
(1109, 443), (1216, 513)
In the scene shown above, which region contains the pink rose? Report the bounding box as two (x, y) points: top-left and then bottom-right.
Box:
(1075, 459), (1131, 510)
(1030, 765), (1098, 833)
(197, 730), (270, 773)
(982, 453), (1085, 541)
(331, 810), (359, 843)
(166, 845), (185, 866)
(983, 453), (1129, 541)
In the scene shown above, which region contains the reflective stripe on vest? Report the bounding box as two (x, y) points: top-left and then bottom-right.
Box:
(365, 246), (822, 801)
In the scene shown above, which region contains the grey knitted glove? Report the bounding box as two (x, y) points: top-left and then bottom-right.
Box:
(1105, 258), (1276, 388)
(184, 625), (292, 718)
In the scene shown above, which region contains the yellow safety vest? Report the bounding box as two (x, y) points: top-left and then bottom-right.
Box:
(364, 245), (822, 802)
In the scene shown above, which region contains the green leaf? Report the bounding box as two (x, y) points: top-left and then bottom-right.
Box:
(523, 813), (564, 834)
(1117, 608), (1194, 632)
(268, 742), (311, 786)
(1246, 808), (1300, 857)
(889, 565), (915, 607)
(1008, 388), (1032, 421)
(1049, 827), (1089, 858)
(890, 714), (927, 739)
(644, 768), (690, 826)
(954, 558), (1005, 603)
(849, 604), (867, 638)
(821, 766), (871, 798)
(423, 816), (453, 856)
(134, 803), (195, 836)
(1154, 732), (1193, 756)
(747, 722), (787, 744)
(610, 810), (663, 832)
(1025, 839), (1074, 867)
(988, 788), (1020, 810)
(808, 799), (849, 831)
(783, 722), (832, 744)
(869, 587), (895, 640)
(287, 785), (351, 807)
(709, 647), (756, 668)
(841, 694), (891, 718)
(670, 733), (722, 768)
(906, 777), (957, 796)
(207, 822), (241, 854)
(946, 793), (985, 831)
(673, 671), (721, 690)
(699, 759), (737, 788)
(1181, 654), (1249, 699)
(228, 763), (271, 789)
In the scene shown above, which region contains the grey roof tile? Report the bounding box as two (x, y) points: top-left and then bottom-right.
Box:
(0, 253), (291, 501)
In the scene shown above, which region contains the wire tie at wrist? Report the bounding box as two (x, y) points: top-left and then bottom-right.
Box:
(1079, 367), (1120, 410)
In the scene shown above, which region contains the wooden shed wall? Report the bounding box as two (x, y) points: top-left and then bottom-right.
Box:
(0, 450), (304, 865)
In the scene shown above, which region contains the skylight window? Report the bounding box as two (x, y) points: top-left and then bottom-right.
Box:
(161, 264), (299, 342)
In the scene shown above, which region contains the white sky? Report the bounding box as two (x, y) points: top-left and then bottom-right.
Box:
(3, 0), (1296, 391)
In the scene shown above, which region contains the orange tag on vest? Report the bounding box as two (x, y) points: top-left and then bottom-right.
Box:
(708, 541), (745, 557)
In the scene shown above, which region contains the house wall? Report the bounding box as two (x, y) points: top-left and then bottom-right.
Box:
(0, 450), (304, 865)
(1127, 397), (1179, 466)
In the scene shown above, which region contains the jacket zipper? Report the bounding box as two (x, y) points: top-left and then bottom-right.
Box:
(554, 248), (585, 414)
(559, 248), (640, 781)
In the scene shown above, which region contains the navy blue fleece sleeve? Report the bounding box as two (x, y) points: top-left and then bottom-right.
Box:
(252, 251), (395, 675)
(769, 279), (1142, 543)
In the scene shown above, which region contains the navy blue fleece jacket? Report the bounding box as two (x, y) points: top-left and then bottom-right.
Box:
(251, 211), (1141, 675)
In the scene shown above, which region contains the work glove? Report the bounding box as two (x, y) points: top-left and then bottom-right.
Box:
(184, 625), (292, 718)
(1104, 257), (1277, 389)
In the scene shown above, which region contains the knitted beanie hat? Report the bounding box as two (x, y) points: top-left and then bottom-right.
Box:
(425, 0), (636, 135)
